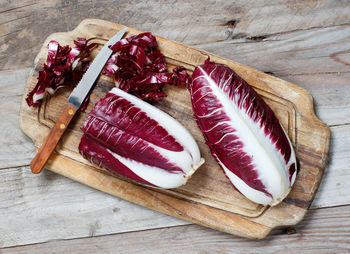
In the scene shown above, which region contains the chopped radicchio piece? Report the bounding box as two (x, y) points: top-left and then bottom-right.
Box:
(26, 39), (96, 107)
(27, 32), (191, 108)
(107, 32), (191, 102)
(172, 66), (192, 87)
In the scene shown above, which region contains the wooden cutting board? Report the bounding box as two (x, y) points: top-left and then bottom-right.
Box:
(19, 19), (330, 239)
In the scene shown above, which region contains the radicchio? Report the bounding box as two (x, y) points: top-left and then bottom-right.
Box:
(79, 88), (204, 188)
(189, 59), (297, 206)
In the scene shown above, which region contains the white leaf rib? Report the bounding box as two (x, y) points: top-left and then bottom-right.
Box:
(193, 91), (215, 105)
(214, 132), (236, 145)
(202, 121), (227, 133)
(195, 107), (222, 118)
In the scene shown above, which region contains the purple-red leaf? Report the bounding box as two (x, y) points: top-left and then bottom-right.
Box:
(172, 66), (192, 87)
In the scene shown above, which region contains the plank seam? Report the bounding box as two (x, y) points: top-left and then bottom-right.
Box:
(191, 22), (350, 47)
(0, 2), (38, 14)
(0, 223), (194, 250)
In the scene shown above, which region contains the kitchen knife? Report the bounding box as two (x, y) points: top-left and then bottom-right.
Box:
(30, 28), (128, 174)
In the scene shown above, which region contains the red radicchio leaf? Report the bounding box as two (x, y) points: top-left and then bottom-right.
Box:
(26, 38), (97, 108)
(110, 32), (158, 52)
(102, 55), (119, 77)
(172, 66), (192, 87)
(145, 50), (167, 73)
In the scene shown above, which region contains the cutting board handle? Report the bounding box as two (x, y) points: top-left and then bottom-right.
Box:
(30, 103), (78, 174)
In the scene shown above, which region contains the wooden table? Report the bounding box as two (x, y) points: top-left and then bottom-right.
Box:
(1, 0), (349, 252)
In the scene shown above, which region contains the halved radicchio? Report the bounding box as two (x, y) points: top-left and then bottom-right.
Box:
(189, 59), (297, 206)
(79, 88), (204, 188)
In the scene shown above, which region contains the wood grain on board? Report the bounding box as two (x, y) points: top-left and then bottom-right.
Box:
(19, 19), (330, 239)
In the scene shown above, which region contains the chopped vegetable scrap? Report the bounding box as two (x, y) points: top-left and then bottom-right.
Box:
(26, 38), (97, 107)
(26, 32), (191, 107)
(107, 32), (192, 101)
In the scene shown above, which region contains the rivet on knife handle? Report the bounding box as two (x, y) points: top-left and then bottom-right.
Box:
(30, 104), (78, 173)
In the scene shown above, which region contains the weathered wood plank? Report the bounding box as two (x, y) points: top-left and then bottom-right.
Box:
(1, 0), (350, 70)
(281, 73), (350, 126)
(198, 24), (350, 126)
(0, 166), (189, 248)
(311, 124), (350, 209)
(198, 24), (350, 75)
(2, 205), (350, 254)
(0, 0), (39, 12)
(0, 69), (35, 169)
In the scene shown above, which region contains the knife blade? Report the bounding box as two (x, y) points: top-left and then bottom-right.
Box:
(30, 28), (128, 174)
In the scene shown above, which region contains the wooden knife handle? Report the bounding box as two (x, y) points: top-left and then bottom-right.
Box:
(30, 103), (78, 174)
